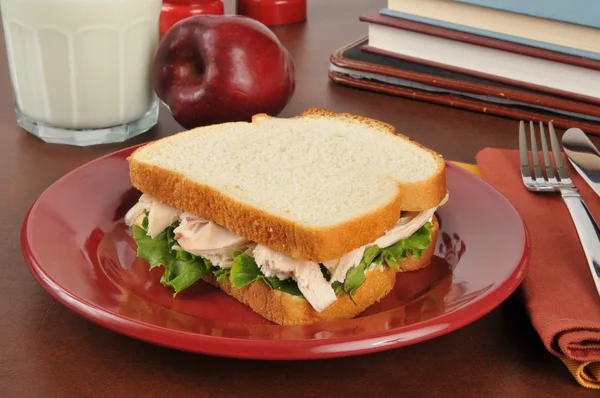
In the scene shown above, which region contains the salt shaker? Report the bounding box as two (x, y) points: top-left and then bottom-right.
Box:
(160, 0), (224, 35)
(236, 0), (307, 26)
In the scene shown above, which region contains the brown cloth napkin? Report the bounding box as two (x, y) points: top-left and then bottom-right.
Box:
(475, 148), (600, 388)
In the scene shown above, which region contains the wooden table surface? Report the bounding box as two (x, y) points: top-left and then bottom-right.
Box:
(2, 1), (599, 397)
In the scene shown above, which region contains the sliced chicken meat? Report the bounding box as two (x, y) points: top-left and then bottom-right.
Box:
(173, 213), (249, 268)
(253, 244), (337, 312)
(124, 194), (182, 238)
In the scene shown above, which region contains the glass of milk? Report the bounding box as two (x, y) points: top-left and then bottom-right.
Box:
(0, 0), (162, 146)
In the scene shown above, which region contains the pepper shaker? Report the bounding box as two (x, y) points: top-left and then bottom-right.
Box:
(236, 0), (307, 26)
(160, 0), (224, 36)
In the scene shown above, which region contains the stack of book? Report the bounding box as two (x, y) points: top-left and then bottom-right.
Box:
(328, 0), (600, 134)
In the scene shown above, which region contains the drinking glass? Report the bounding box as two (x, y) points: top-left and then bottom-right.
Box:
(0, 0), (162, 146)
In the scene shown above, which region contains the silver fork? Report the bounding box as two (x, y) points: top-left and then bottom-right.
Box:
(519, 121), (600, 299)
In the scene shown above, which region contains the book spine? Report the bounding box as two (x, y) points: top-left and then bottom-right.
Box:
(450, 0), (600, 29)
(379, 9), (600, 62)
(360, 12), (600, 71)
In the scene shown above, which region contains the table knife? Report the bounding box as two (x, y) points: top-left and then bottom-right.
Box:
(562, 128), (600, 197)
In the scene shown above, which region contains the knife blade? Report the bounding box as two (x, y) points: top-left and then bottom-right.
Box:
(562, 128), (600, 197)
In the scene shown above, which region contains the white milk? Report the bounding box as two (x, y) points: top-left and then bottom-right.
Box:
(0, 0), (161, 143)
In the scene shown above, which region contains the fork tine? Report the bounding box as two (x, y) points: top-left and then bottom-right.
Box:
(548, 122), (570, 180)
(529, 121), (544, 180)
(519, 121), (532, 179)
(539, 122), (556, 180)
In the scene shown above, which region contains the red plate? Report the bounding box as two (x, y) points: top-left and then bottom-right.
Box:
(21, 146), (529, 360)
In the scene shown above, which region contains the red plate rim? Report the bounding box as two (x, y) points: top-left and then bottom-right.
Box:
(20, 145), (531, 360)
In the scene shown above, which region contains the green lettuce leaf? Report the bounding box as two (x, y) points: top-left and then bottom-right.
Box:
(265, 276), (303, 297)
(339, 221), (434, 296)
(161, 257), (210, 293)
(166, 225), (178, 255)
(175, 249), (196, 261)
(381, 221), (434, 268)
(340, 245), (381, 297)
(133, 225), (171, 270)
(331, 281), (345, 296)
(132, 224), (210, 295)
(403, 221), (434, 258)
(212, 267), (231, 283)
(230, 252), (304, 298)
(343, 263), (367, 297)
(230, 252), (261, 288)
(362, 245), (381, 267)
(142, 210), (149, 230)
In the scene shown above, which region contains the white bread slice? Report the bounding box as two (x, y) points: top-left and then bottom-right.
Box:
(203, 216), (439, 325)
(128, 108), (446, 262)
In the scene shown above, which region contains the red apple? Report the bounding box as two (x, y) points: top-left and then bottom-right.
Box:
(153, 15), (295, 129)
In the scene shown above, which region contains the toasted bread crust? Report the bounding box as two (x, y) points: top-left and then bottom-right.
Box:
(128, 108), (446, 262)
(204, 267), (397, 326)
(202, 216), (439, 325)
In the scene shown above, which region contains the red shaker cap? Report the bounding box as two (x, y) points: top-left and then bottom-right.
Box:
(160, 1), (224, 36)
(236, 0), (307, 26)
